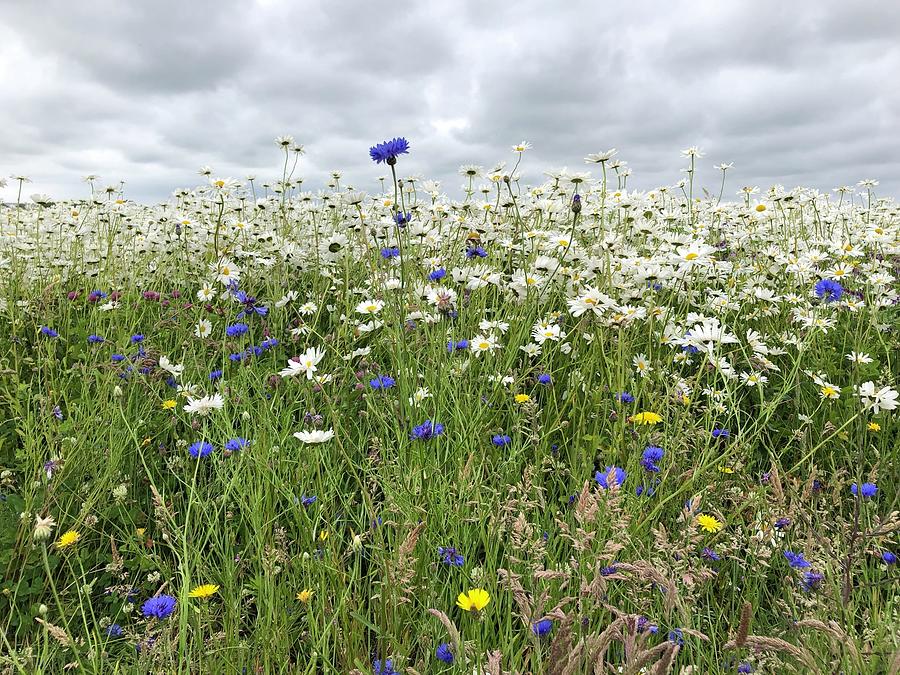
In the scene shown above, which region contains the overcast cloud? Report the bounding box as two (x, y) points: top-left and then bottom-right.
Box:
(2, 0), (899, 202)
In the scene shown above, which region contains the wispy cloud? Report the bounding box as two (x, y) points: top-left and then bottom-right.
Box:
(2, 0), (898, 201)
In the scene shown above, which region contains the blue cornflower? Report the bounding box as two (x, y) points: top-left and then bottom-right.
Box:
(637, 616), (658, 634)
(111, 354), (126, 362)
(261, 337), (279, 349)
(668, 628), (684, 646)
(774, 517), (791, 530)
(141, 594), (176, 619)
(801, 570), (824, 592)
(447, 339), (468, 352)
(300, 495), (317, 508)
(532, 619), (553, 636)
(88, 290), (108, 302)
(595, 466), (626, 489)
(737, 664), (753, 674)
(411, 420), (444, 441)
(394, 211), (411, 226)
(435, 642), (454, 664)
(372, 658), (398, 675)
(600, 565), (618, 576)
(701, 547), (720, 561)
(635, 482), (657, 497)
(712, 427), (730, 440)
(851, 482), (877, 498)
(537, 373), (552, 385)
(209, 369), (223, 381)
(87, 335), (105, 344)
(681, 341), (700, 355)
(224, 438), (248, 453)
(429, 268), (446, 281)
(641, 446), (664, 473)
(233, 290), (268, 319)
(105, 623), (123, 638)
(225, 323), (249, 338)
(369, 375), (396, 390)
(40, 326), (59, 338)
(130, 334), (144, 343)
(229, 352), (246, 362)
(438, 546), (464, 566)
(369, 137), (410, 165)
(492, 434), (512, 447)
(616, 392), (634, 404)
(783, 551), (811, 568)
(814, 278), (843, 302)
(465, 245), (487, 259)
(380, 247), (400, 259)
(882, 551), (897, 564)
(188, 441), (214, 458)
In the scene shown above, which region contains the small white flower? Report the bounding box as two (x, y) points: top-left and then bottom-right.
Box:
(275, 291), (298, 308)
(197, 285), (217, 302)
(184, 393), (225, 416)
(740, 372), (768, 388)
(408, 387), (432, 407)
(856, 381), (898, 414)
(293, 429), (335, 444)
(194, 319), (212, 339)
(157, 355), (184, 379)
(470, 334), (499, 356)
(355, 299), (384, 315)
(278, 347), (325, 380)
(633, 353), (653, 377)
(520, 343), (542, 357)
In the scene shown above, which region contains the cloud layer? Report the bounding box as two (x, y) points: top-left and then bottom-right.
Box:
(2, 0), (899, 201)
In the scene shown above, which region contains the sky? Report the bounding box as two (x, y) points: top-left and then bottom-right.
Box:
(2, 0), (899, 203)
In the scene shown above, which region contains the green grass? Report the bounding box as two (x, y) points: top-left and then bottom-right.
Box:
(0, 156), (898, 674)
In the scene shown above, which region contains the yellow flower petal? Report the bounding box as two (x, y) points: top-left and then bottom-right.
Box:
(188, 584), (219, 599)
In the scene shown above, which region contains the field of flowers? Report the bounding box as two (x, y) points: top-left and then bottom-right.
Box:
(0, 138), (897, 674)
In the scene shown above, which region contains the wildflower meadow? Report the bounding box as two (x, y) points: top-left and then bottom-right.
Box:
(0, 139), (898, 673)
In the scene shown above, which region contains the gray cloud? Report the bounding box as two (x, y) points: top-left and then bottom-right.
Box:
(1, 0), (898, 202)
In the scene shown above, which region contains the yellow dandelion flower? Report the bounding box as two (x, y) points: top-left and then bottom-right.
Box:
(136, 528), (146, 537)
(718, 466), (734, 474)
(188, 584), (219, 599)
(696, 514), (724, 533)
(456, 588), (490, 612)
(296, 589), (313, 603)
(867, 422), (881, 432)
(319, 530), (329, 542)
(56, 530), (81, 550)
(514, 394), (531, 404)
(628, 411), (662, 426)
(161, 399), (177, 410)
